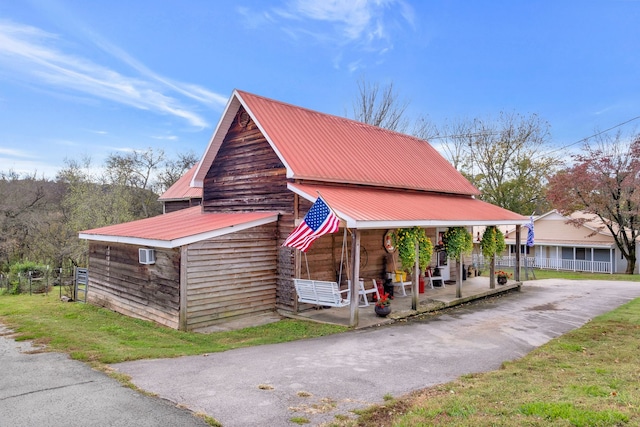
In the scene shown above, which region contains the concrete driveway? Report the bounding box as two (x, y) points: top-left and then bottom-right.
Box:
(113, 279), (640, 426)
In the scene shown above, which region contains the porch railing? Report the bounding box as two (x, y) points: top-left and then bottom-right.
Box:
(471, 255), (612, 274)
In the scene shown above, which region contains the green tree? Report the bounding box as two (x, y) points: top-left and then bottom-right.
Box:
(547, 131), (640, 274)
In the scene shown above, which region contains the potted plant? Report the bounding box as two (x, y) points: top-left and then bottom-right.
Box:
(374, 293), (392, 317)
(495, 270), (512, 285)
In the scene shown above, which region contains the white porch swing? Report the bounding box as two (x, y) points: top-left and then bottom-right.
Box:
(293, 228), (380, 308)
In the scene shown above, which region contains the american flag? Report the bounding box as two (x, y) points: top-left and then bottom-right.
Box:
(283, 195), (340, 252)
(526, 215), (535, 247)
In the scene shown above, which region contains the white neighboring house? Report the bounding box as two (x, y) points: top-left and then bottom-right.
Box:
(500, 210), (639, 274)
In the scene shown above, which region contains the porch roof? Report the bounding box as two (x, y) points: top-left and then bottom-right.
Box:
(78, 206), (279, 248)
(288, 183), (528, 229)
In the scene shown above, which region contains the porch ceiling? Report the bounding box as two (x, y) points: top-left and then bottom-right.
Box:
(288, 183), (528, 229)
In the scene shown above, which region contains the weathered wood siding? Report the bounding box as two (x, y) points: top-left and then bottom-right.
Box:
(87, 242), (181, 329)
(163, 198), (202, 214)
(201, 107), (296, 310)
(202, 107), (289, 213)
(184, 222), (277, 330)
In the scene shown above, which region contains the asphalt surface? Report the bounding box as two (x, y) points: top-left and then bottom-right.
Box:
(0, 325), (208, 427)
(112, 279), (640, 426)
(2, 279), (640, 427)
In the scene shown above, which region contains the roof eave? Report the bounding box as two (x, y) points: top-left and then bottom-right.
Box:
(79, 214), (279, 249)
(289, 175), (480, 196)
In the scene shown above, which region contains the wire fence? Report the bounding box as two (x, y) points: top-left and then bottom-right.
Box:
(0, 267), (78, 298)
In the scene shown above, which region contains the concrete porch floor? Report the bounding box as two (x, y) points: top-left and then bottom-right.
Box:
(282, 276), (522, 329)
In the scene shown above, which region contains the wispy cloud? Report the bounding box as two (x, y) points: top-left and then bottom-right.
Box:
(0, 20), (226, 128)
(151, 135), (179, 141)
(0, 147), (36, 158)
(263, 0), (414, 54)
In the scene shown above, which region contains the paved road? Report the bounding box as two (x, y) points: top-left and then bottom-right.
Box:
(0, 325), (208, 427)
(113, 279), (640, 426)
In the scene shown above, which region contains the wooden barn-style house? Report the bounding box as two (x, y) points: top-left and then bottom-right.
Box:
(79, 89), (528, 330)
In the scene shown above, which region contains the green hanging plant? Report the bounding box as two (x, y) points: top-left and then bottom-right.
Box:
(393, 227), (433, 272)
(480, 226), (506, 258)
(443, 227), (473, 261)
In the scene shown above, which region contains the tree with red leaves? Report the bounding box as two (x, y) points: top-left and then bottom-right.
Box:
(547, 131), (640, 274)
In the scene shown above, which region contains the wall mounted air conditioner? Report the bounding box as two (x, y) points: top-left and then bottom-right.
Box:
(138, 248), (156, 265)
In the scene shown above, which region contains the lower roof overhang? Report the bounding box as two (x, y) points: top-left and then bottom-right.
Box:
(288, 183), (529, 229)
(79, 206), (279, 249)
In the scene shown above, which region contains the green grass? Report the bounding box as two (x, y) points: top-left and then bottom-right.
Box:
(526, 269), (640, 282)
(334, 297), (640, 427)
(0, 292), (347, 365)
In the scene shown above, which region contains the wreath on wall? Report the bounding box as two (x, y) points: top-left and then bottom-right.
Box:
(480, 226), (506, 259)
(393, 227), (433, 272)
(443, 227), (473, 261)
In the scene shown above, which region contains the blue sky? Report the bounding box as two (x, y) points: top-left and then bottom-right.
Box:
(1, 0), (639, 178)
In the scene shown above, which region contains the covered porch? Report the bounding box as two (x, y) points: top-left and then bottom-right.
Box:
(283, 276), (522, 329)
(288, 183), (530, 328)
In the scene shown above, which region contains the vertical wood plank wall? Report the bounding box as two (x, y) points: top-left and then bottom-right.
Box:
(87, 242), (181, 329)
(184, 223), (277, 330)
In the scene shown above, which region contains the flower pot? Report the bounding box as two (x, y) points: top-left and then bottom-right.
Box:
(374, 305), (391, 317)
(497, 276), (507, 285)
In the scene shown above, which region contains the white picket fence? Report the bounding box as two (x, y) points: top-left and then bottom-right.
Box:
(472, 255), (612, 274)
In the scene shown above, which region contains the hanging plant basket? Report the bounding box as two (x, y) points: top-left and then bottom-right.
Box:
(392, 227), (433, 272)
(480, 226), (506, 259)
(443, 227), (473, 261)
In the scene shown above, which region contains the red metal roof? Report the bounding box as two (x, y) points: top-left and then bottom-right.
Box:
(193, 90), (480, 196)
(158, 163), (202, 201)
(79, 206), (278, 248)
(289, 183), (528, 229)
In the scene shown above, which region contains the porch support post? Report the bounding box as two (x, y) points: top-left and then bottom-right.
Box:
(456, 258), (462, 298)
(515, 225), (521, 281)
(349, 229), (361, 328)
(610, 247), (614, 274)
(489, 255), (496, 289)
(412, 241), (419, 310)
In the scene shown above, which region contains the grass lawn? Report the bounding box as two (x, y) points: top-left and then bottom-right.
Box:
(527, 269), (640, 282)
(1, 271), (639, 426)
(0, 291), (346, 365)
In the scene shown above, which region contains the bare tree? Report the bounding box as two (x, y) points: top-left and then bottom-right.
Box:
(104, 148), (166, 218)
(156, 151), (199, 193)
(350, 77), (410, 132)
(437, 112), (559, 215)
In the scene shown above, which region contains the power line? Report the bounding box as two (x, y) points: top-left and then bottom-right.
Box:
(546, 115), (640, 155)
(428, 115), (640, 154)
